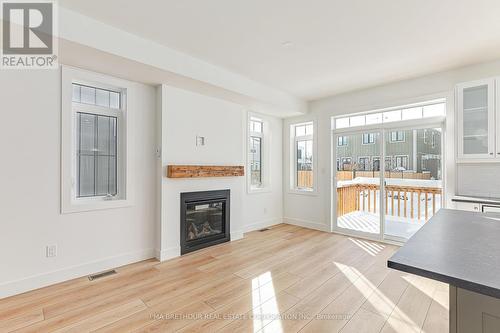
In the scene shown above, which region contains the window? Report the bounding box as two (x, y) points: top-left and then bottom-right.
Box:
(358, 157), (370, 171)
(73, 84), (122, 198)
(385, 156), (393, 171)
(292, 122), (314, 190)
(61, 67), (131, 213)
(76, 112), (118, 197)
(424, 130), (437, 148)
(362, 133), (375, 144)
(249, 118), (263, 188)
(394, 155), (409, 170)
(373, 157), (381, 171)
(341, 157), (352, 171)
(332, 99), (445, 129)
(390, 131), (405, 142)
(337, 136), (348, 146)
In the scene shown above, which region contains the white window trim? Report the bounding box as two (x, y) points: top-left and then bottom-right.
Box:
(390, 131), (406, 143)
(61, 66), (135, 213)
(358, 156), (371, 170)
(394, 154), (410, 170)
(247, 112), (271, 194)
(289, 120), (317, 195)
(337, 135), (348, 146)
(362, 133), (376, 145)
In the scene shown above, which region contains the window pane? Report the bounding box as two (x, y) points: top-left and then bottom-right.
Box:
(72, 84), (81, 102)
(350, 115), (365, 127)
(366, 113), (382, 125)
(423, 103), (445, 117)
(97, 116), (111, 155)
(295, 125), (306, 137)
(110, 156), (117, 195)
(96, 156), (110, 196)
(110, 92), (120, 109)
(250, 137), (262, 186)
(305, 123), (313, 135)
(78, 155), (95, 197)
(80, 86), (96, 105)
(383, 110), (401, 122)
(336, 117), (350, 129)
(296, 139), (313, 188)
(79, 113), (95, 154)
(96, 89), (110, 108)
(402, 107), (422, 120)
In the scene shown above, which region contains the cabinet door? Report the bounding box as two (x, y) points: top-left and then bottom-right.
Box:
(454, 201), (480, 212)
(457, 79), (496, 160)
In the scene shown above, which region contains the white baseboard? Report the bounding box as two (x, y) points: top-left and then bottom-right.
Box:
(243, 218), (283, 233)
(0, 248), (155, 299)
(283, 217), (331, 232)
(231, 230), (244, 241)
(156, 246), (181, 262)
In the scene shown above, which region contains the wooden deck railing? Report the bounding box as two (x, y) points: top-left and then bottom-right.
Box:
(337, 183), (442, 221)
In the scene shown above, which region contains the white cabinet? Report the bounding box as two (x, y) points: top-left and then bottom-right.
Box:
(456, 78), (497, 161)
(454, 201), (481, 212)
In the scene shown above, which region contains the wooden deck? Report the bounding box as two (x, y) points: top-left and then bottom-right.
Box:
(0, 224), (448, 332)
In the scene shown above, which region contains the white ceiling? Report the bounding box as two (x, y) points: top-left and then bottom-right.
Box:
(59, 0), (500, 100)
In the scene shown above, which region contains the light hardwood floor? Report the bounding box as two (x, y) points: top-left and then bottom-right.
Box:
(0, 224), (448, 332)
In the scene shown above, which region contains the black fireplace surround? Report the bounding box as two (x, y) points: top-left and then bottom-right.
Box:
(180, 190), (230, 254)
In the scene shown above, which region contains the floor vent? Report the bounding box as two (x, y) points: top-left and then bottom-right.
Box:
(88, 269), (117, 281)
(259, 228), (271, 232)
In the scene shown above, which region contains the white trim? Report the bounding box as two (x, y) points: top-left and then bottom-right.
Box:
(156, 246), (181, 262)
(283, 217), (330, 232)
(0, 248), (155, 299)
(61, 65), (135, 214)
(231, 230), (244, 241)
(243, 218), (282, 233)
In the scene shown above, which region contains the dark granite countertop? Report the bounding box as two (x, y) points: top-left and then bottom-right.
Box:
(388, 209), (500, 299)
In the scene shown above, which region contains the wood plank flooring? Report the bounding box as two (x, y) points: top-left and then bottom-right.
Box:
(0, 224), (449, 332)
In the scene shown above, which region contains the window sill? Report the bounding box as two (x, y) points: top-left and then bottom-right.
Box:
(61, 198), (132, 214)
(247, 187), (272, 195)
(288, 188), (318, 196)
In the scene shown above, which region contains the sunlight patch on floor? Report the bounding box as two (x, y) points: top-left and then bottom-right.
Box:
(251, 272), (282, 333)
(349, 238), (384, 256)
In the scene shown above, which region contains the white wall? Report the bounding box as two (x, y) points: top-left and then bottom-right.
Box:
(159, 86), (283, 260)
(0, 69), (158, 298)
(283, 59), (500, 231)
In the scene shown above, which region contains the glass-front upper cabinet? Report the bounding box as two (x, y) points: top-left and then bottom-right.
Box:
(456, 79), (496, 161)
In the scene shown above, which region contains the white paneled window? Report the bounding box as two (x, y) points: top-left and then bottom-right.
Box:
(249, 117), (263, 189)
(337, 135), (348, 146)
(73, 84), (121, 198)
(390, 131), (406, 142)
(332, 99), (445, 130)
(362, 133), (375, 144)
(394, 155), (409, 170)
(62, 67), (133, 213)
(292, 122), (314, 191)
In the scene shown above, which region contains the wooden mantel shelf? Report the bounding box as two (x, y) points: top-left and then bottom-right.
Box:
(166, 165), (245, 178)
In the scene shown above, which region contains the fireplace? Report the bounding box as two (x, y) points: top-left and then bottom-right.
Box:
(180, 190), (230, 254)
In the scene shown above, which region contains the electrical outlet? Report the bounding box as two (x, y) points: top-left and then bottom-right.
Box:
(46, 245), (57, 258)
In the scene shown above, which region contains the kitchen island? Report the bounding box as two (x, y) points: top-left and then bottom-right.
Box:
(388, 209), (500, 333)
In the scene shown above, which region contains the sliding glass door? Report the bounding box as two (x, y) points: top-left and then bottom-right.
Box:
(383, 127), (443, 241)
(335, 131), (382, 237)
(334, 126), (443, 241)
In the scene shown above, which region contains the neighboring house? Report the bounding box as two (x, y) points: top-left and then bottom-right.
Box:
(336, 129), (442, 179)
